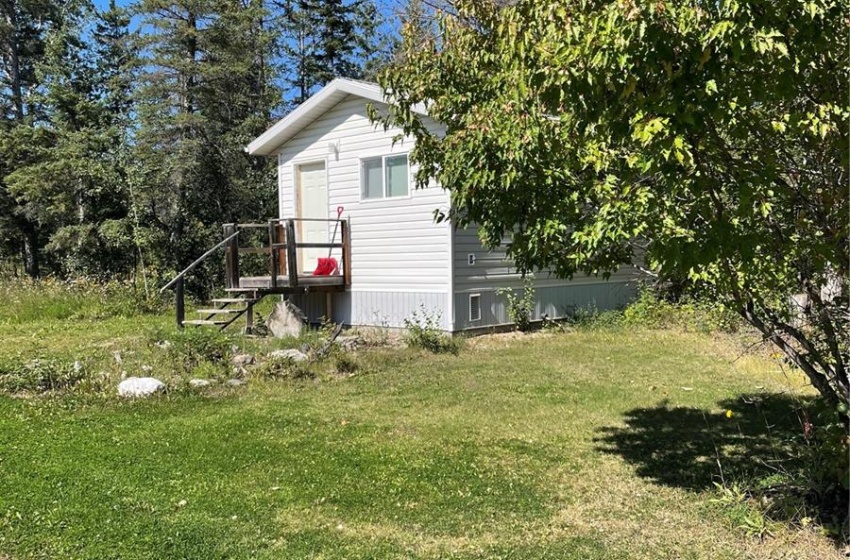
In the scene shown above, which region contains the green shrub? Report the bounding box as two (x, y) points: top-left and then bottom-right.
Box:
(0, 357), (88, 393)
(333, 352), (358, 375)
(621, 289), (741, 333)
(403, 306), (461, 354)
(497, 278), (536, 332)
(565, 303), (624, 330)
(154, 328), (233, 375)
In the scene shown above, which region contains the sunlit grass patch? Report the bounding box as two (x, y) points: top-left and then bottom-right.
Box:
(0, 303), (842, 558)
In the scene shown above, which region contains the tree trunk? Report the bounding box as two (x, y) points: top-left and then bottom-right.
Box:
(21, 222), (39, 278)
(4, 4), (24, 121)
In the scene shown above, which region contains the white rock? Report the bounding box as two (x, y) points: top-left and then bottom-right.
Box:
(268, 349), (308, 362)
(267, 301), (306, 338)
(189, 379), (212, 388)
(226, 379), (246, 387)
(118, 377), (165, 398)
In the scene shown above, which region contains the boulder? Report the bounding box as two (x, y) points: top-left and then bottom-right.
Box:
(189, 379), (212, 388)
(267, 301), (306, 338)
(268, 348), (308, 363)
(226, 378), (247, 387)
(118, 377), (165, 398)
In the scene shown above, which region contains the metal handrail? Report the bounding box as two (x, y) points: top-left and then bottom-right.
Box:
(160, 231), (240, 293)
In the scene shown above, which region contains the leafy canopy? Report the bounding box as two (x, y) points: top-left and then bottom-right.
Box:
(377, 0), (849, 410)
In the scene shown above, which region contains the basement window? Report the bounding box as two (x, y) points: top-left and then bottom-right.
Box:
(361, 154), (409, 200)
(469, 293), (482, 322)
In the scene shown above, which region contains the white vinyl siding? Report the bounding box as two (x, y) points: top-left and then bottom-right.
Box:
(451, 226), (638, 329)
(452, 226), (637, 291)
(277, 95), (451, 302)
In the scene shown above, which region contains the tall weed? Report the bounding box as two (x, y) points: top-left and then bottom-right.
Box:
(403, 306), (462, 354)
(0, 277), (167, 324)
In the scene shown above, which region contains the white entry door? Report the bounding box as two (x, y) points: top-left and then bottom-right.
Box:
(296, 161), (329, 273)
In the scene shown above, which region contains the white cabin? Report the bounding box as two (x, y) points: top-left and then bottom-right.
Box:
(247, 79), (635, 332)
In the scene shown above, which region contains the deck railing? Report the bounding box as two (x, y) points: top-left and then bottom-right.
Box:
(224, 217), (350, 290)
(161, 217), (349, 328)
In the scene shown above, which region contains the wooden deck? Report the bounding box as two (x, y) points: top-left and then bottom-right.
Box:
(162, 217), (350, 329)
(238, 275), (345, 291)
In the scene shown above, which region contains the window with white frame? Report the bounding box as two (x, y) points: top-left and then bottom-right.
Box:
(361, 154), (409, 200)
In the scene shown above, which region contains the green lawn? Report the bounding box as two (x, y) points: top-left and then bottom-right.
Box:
(0, 315), (840, 559)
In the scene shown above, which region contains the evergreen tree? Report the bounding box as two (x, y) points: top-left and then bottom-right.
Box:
(0, 0), (73, 277)
(94, 0), (134, 126)
(3, 1), (136, 277)
(132, 0), (279, 286)
(275, 0), (381, 105)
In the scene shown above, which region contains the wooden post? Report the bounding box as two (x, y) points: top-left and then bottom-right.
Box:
(175, 276), (185, 328)
(224, 223), (239, 289)
(277, 223), (286, 276)
(245, 302), (254, 334)
(268, 221), (277, 290)
(326, 292), (333, 323)
(286, 219), (299, 288)
(341, 219), (351, 286)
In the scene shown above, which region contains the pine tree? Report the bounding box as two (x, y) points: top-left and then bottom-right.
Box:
(3, 1), (136, 276)
(275, 0), (381, 105)
(133, 0), (280, 287)
(0, 0), (72, 276)
(94, 0), (134, 126)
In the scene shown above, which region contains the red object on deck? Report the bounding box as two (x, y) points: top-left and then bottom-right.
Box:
(313, 257), (338, 276)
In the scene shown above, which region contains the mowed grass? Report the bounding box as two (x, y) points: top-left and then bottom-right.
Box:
(0, 314), (841, 559)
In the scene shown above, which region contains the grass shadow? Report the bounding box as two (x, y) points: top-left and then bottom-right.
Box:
(595, 393), (814, 491)
(595, 393), (848, 538)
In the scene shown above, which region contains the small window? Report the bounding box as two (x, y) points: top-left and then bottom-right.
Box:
(469, 294), (482, 322)
(361, 154), (409, 199)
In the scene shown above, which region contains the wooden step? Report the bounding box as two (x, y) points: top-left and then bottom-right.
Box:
(210, 298), (249, 304)
(226, 287), (260, 293)
(196, 308), (242, 315)
(182, 319), (230, 326)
